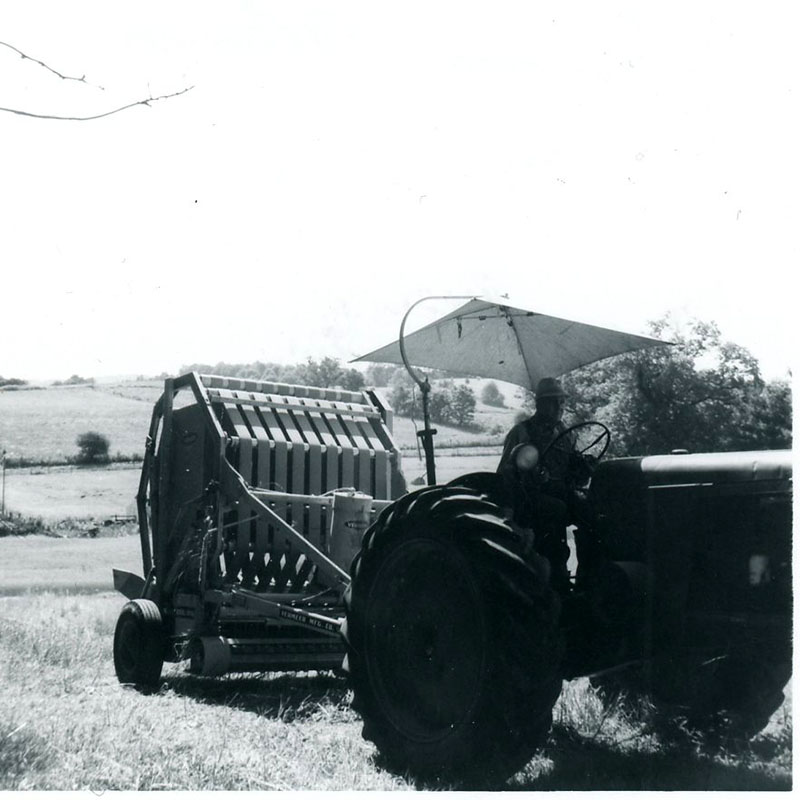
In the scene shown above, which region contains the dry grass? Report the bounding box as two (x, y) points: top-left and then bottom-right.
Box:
(0, 533), (141, 595)
(0, 385), (155, 461)
(0, 531), (791, 790)
(516, 679), (793, 790)
(2, 464), (141, 520)
(0, 592), (408, 791)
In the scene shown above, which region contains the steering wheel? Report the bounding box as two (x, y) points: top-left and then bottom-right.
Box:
(539, 420), (611, 475)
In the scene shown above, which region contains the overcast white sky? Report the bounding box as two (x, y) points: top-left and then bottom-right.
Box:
(2, 2), (796, 382)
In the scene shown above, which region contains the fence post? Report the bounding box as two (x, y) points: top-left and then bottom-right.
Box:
(1, 450), (6, 516)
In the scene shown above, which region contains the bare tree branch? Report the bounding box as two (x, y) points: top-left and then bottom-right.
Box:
(0, 40), (104, 89)
(0, 86), (194, 121)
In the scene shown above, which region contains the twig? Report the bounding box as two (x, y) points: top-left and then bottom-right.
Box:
(4, 722), (28, 739)
(0, 40), (104, 89)
(0, 86), (194, 121)
(588, 697), (617, 742)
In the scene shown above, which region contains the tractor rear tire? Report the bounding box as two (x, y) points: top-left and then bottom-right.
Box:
(113, 599), (165, 688)
(342, 485), (563, 786)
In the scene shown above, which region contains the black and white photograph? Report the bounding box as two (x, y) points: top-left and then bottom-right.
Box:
(0, 1), (793, 792)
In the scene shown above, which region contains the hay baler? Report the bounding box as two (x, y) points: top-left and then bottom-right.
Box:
(112, 372), (405, 683)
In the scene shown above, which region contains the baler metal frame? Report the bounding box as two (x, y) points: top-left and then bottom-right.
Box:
(114, 372), (402, 678)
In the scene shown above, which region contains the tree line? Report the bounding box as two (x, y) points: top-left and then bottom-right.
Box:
(547, 316), (791, 456)
(179, 357), (367, 392)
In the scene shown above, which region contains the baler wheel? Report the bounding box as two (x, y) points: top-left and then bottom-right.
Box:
(113, 599), (165, 688)
(343, 485), (563, 786)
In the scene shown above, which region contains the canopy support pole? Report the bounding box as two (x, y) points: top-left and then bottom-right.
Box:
(398, 295), (474, 486)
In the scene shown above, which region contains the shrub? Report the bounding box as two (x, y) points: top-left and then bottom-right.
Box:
(76, 432), (110, 464)
(390, 380), (477, 428)
(481, 381), (505, 407)
(54, 375), (94, 386)
(390, 384), (417, 417)
(338, 368), (366, 392)
(449, 384), (477, 426)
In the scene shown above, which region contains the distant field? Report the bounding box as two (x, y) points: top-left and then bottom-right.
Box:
(0, 533), (141, 595)
(0, 383), (160, 461)
(2, 465), (140, 520)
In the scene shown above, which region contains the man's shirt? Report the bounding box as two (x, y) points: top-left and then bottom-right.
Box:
(497, 414), (576, 485)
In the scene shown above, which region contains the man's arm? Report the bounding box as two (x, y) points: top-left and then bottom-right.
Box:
(497, 423), (526, 474)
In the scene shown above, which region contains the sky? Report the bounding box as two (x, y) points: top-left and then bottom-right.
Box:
(2, 2), (796, 383)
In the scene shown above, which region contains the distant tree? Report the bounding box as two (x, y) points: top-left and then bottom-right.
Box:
(449, 384), (477, 426)
(364, 363), (396, 387)
(55, 374), (94, 386)
(339, 368), (366, 392)
(480, 381), (505, 407)
(76, 431), (110, 464)
(0, 376), (27, 387)
(391, 380), (478, 427)
(735, 378), (792, 451)
(428, 388), (452, 423)
(298, 357), (340, 388)
(558, 315), (791, 456)
(389, 367), (415, 391)
(390, 384), (417, 417)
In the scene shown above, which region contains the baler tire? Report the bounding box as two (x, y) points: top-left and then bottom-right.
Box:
(343, 486), (563, 786)
(113, 599), (165, 688)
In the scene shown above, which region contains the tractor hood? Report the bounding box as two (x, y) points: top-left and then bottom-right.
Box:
(594, 449), (792, 489)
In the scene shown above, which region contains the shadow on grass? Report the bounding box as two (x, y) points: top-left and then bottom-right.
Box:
(158, 670), (351, 723)
(509, 725), (791, 792)
(382, 723), (791, 792)
(134, 670), (791, 792)
(0, 719), (52, 790)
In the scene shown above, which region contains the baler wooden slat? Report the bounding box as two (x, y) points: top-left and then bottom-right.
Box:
(303, 402), (345, 495)
(329, 401), (375, 494)
(240, 405), (272, 585)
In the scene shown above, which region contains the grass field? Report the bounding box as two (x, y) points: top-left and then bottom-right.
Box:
(0, 383), (159, 461)
(0, 532), (791, 790)
(2, 465), (141, 520)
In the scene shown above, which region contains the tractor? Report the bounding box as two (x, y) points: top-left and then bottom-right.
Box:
(341, 430), (792, 782)
(340, 296), (792, 782)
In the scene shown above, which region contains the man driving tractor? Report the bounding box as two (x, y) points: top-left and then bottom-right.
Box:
(497, 377), (596, 590)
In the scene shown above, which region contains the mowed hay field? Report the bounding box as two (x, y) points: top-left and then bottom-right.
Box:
(1, 531), (791, 789)
(0, 383), (161, 461)
(0, 567), (791, 790)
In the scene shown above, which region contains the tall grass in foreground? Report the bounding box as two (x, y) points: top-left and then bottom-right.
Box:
(0, 591), (791, 791)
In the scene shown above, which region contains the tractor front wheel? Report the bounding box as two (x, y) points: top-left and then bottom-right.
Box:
(591, 654), (791, 739)
(113, 599), (165, 688)
(343, 486), (563, 785)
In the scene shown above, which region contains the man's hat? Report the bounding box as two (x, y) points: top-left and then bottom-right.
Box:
(534, 377), (567, 398)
